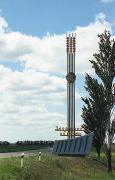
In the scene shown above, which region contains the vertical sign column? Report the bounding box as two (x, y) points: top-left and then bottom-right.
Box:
(66, 33), (76, 138)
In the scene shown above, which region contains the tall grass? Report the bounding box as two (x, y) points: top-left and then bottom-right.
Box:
(0, 153), (114, 180)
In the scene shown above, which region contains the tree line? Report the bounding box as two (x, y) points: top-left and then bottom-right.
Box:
(0, 140), (54, 146)
(16, 140), (54, 145)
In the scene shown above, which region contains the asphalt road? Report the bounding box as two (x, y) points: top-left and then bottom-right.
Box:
(0, 148), (52, 158)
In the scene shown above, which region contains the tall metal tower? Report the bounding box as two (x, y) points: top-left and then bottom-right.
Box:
(55, 33), (83, 137)
(66, 33), (76, 138)
(53, 34), (93, 156)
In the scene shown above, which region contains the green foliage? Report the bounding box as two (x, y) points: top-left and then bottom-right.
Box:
(81, 74), (108, 157)
(0, 144), (52, 153)
(0, 154), (114, 180)
(90, 30), (115, 92)
(81, 30), (115, 162)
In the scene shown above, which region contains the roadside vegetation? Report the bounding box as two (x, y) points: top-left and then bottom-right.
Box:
(81, 30), (115, 172)
(0, 141), (53, 153)
(0, 144), (52, 153)
(0, 150), (114, 180)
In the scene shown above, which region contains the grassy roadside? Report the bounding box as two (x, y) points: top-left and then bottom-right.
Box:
(0, 144), (52, 153)
(0, 153), (114, 180)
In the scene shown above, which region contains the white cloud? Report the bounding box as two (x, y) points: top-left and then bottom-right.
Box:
(0, 65), (68, 141)
(101, 0), (114, 3)
(0, 16), (8, 34)
(0, 12), (111, 74)
(0, 13), (113, 141)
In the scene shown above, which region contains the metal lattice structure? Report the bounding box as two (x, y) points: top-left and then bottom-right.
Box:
(66, 33), (76, 138)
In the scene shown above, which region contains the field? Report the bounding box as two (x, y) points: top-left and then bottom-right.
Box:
(0, 144), (52, 153)
(0, 151), (115, 180)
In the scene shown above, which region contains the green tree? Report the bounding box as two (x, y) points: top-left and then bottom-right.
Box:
(81, 74), (108, 159)
(82, 30), (115, 172)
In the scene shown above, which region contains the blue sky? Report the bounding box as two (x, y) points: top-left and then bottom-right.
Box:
(0, 0), (115, 36)
(0, 0), (114, 142)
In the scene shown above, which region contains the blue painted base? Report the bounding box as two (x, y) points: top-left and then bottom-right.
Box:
(52, 132), (94, 156)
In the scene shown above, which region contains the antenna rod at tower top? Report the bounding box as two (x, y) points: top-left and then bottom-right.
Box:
(66, 33), (76, 53)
